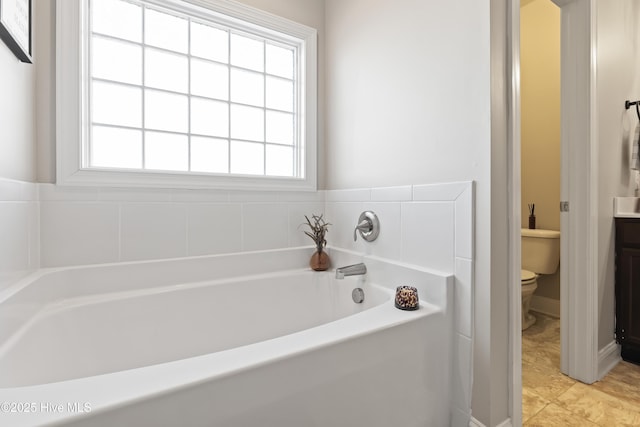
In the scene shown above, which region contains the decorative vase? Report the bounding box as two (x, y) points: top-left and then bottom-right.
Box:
(310, 248), (330, 271)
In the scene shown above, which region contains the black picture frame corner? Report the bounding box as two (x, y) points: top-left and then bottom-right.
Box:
(0, 0), (32, 64)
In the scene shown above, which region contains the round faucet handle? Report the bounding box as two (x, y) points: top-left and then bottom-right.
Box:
(353, 211), (380, 242)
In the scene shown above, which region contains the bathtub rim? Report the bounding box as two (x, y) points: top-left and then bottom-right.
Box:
(0, 247), (453, 344)
(0, 246), (453, 303)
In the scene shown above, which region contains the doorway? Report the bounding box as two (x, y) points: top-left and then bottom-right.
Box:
(519, 0), (563, 420)
(510, 0), (603, 424)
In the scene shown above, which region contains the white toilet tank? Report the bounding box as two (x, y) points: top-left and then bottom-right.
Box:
(521, 229), (560, 274)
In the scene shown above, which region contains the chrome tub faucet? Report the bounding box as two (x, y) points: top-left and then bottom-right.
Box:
(335, 263), (367, 279)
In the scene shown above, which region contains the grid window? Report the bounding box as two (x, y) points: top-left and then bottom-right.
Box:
(88, 0), (301, 178)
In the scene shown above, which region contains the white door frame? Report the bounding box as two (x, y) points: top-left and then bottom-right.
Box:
(552, 0), (599, 384)
(506, 0), (523, 425)
(508, 0), (599, 422)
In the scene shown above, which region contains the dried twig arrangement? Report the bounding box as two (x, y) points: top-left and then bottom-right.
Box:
(302, 214), (331, 251)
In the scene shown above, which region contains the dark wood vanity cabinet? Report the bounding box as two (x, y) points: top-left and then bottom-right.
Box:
(615, 218), (640, 364)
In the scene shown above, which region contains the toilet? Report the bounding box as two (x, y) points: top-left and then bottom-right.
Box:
(521, 228), (561, 330)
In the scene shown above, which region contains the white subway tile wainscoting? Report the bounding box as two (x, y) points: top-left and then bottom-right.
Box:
(0, 179), (39, 292)
(37, 184), (327, 267)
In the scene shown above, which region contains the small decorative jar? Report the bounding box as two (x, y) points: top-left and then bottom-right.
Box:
(395, 286), (419, 311)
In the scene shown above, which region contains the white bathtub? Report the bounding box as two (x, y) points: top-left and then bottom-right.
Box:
(0, 248), (453, 426)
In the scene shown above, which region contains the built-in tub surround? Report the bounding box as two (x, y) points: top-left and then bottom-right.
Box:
(2, 179), (474, 426)
(325, 181), (474, 425)
(0, 247), (452, 427)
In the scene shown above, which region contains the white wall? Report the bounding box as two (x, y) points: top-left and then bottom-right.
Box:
(595, 0), (640, 350)
(324, 0), (490, 190)
(324, 1), (506, 425)
(35, 0), (56, 183)
(0, 5), (36, 182)
(0, 3), (39, 290)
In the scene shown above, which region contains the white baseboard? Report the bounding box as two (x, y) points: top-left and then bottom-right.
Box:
(470, 417), (512, 427)
(530, 295), (560, 318)
(597, 340), (621, 380)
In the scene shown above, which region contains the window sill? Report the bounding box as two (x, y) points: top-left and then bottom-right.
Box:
(58, 168), (317, 191)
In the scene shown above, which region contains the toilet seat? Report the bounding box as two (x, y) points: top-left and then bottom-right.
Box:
(521, 269), (537, 286)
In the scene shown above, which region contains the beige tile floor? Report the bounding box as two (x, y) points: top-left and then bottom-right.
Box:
(523, 313), (640, 426)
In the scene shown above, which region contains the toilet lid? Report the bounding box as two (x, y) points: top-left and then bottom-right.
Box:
(521, 269), (536, 282)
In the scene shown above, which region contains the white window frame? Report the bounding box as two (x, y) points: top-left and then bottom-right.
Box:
(56, 0), (317, 191)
